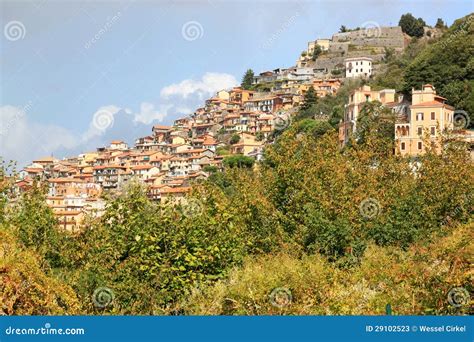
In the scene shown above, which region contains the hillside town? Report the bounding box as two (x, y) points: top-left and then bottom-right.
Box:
(14, 25), (474, 232)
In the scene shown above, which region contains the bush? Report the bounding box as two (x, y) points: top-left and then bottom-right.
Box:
(183, 223), (473, 315)
(230, 134), (240, 145)
(223, 155), (255, 168)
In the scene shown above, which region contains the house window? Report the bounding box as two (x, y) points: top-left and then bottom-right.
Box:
(430, 127), (436, 136)
(418, 142), (423, 150)
(417, 127), (423, 135)
(401, 142), (406, 150)
(431, 112), (435, 120)
(416, 113), (424, 121)
(365, 95), (370, 102)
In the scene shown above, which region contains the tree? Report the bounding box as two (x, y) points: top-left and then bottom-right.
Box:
(223, 155), (255, 168)
(300, 86), (318, 111)
(241, 69), (254, 90)
(11, 181), (68, 268)
(255, 132), (265, 141)
(435, 18), (446, 29)
(230, 134), (240, 145)
(203, 165), (218, 173)
(403, 14), (474, 127)
(339, 25), (348, 33)
(399, 13), (425, 37)
(356, 101), (396, 154)
(312, 45), (322, 61)
(0, 228), (81, 315)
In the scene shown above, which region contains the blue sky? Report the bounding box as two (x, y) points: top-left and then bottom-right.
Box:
(1, 0), (472, 166)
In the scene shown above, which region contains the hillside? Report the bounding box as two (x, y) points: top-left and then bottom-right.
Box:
(1, 13), (473, 316)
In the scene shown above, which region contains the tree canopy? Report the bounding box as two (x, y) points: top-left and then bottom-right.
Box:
(241, 69), (255, 90)
(399, 13), (426, 37)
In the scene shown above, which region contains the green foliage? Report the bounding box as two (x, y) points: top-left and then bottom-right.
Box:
(339, 25), (348, 33)
(184, 223), (473, 315)
(0, 228), (81, 315)
(435, 18), (446, 29)
(0, 159), (16, 225)
(1, 14), (473, 316)
(356, 101), (396, 152)
(223, 155), (255, 169)
(216, 146), (230, 156)
(229, 134), (240, 145)
(300, 86), (317, 111)
(241, 69), (255, 90)
(312, 45), (322, 61)
(9, 181), (70, 269)
(203, 165), (218, 173)
(294, 119), (334, 139)
(403, 14), (474, 126)
(399, 13), (425, 37)
(60, 182), (253, 314)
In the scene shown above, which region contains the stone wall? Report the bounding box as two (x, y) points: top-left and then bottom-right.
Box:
(331, 26), (405, 51)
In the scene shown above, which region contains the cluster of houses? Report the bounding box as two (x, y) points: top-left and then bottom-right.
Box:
(16, 78), (341, 231)
(13, 25), (473, 232)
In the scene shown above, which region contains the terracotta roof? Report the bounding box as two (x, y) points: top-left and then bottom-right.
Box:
(48, 178), (85, 183)
(93, 165), (126, 170)
(33, 157), (56, 163)
(153, 125), (173, 130)
(131, 165), (154, 170)
(23, 167), (43, 173)
(410, 101), (454, 109)
(160, 187), (191, 194)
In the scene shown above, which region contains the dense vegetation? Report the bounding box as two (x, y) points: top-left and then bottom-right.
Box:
(1, 115), (472, 315)
(1, 14), (473, 316)
(373, 13), (474, 127)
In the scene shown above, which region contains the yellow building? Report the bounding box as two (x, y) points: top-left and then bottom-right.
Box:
(395, 84), (454, 156)
(339, 85), (396, 145)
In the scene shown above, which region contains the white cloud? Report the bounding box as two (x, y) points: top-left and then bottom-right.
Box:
(160, 72), (238, 100)
(0, 105), (77, 166)
(133, 102), (172, 125)
(82, 105), (122, 141)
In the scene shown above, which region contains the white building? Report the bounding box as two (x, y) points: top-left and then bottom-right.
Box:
(344, 57), (373, 78)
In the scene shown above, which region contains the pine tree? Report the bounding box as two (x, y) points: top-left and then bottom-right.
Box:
(241, 69), (255, 90)
(301, 86), (317, 111)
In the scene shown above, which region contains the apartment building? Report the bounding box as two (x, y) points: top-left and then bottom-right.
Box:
(395, 84), (454, 156)
(339, 85), (396, 145)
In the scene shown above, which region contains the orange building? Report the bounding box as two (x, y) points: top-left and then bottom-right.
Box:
(395, 84), (454, 156)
